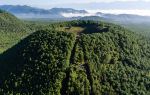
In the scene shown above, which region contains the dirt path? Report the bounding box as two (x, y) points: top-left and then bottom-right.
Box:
(61, 33), (94, 95)
(80, 37), (94, 95)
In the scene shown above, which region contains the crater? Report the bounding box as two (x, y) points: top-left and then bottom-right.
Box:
(54, 21), (109, 35)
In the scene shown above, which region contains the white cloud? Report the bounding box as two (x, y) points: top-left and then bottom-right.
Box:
(88, 9), (150, 16)
(61, 13), (96, 17)
(61, 9), (150, 17)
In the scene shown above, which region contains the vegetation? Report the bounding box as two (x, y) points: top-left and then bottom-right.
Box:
(0, 11), (51, 54)
(120, 22), (150, 38)
(79, 29), (150, 95)
(0, 31), (29, 53)
(0, 30), (76, 94)
(0, 11), (28, 32)
(0, 10), (30, 53)
(0, 12), (150, 94)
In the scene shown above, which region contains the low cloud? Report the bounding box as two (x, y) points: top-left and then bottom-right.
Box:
(61, 13), (96, 17)
(61, 9), (150, 18)
(88, 9), (150, 16)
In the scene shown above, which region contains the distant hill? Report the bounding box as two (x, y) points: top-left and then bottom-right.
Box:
(79, 16), (106, 21)
(0, 5), (88, 18)
(0, 5), (50, 14)
(49, 8), (87, 14)
(1, 5), (150, 25)
(0, 9), (28, 32)
(0, 20), (150, 94)
(97, 13), (150, 23)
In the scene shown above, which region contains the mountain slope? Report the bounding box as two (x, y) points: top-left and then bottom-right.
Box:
(0, 21), (150, 94)
(0, 5), (49, 14)
(0, 9), (28, 32)
(0, 30), (76, 94)
(0, 9), (31, 53)
(0, 5), (87, 14)
(49, 8), (87, 14)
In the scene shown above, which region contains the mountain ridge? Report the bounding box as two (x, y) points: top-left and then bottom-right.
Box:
(0, 5), (88, 18)
(1, 5), (150, 19)
(1, 5), (150, 24)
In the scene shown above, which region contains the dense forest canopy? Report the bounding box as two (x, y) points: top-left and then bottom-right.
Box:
(0, 11), (52, 53)
(0, 11), (29, 53)
(0, 20), (150, 94)
(0, 11), (28, 32)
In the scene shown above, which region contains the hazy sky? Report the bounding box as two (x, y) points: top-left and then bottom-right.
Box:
(1, 0), (150, 10)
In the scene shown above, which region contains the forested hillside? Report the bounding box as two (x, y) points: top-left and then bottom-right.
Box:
(0, 9), (53, 53)
(0, 9), (30, 53)
(0, 30), (76, 94)
(0, 10), (28, 32)
(0, 20), (150, 94)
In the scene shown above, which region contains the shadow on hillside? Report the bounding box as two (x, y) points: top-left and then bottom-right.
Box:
(0, 33), (33, 79)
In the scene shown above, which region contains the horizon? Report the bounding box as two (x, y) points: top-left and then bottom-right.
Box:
(1, 4), (150, 16)
(1, 0), (150, 16)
